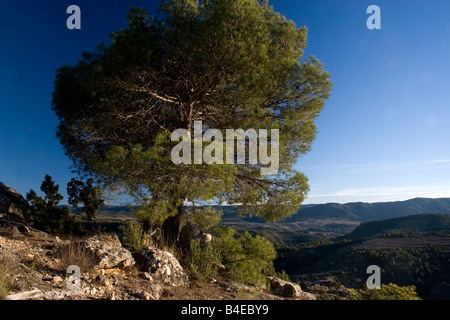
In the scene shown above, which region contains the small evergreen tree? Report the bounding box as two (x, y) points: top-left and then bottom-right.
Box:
(187, 239), (220, 283)
(212, 226), (277, 285)
(26, 175), (81, 234)
(119, 220), (150, 252)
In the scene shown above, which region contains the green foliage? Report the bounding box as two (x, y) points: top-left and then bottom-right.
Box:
(119, 220), (150, 253)
(348, 283), (421, 300)
(212, 226), (277, 285)
(67, 178), (103, 227)
(268, 269), (291, 282)
(186, 239), (220, 283)
(183, 206), (223, 231)
(26, 175), (81, 235)
(52, 0), (332, 238)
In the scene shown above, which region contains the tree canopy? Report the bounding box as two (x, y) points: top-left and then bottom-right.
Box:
(52, 0), (332, 240)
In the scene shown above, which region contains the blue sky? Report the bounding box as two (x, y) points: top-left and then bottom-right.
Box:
(1, 0), (450, 205)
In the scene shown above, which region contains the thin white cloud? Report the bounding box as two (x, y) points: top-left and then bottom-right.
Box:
(433, 159), (450, 164)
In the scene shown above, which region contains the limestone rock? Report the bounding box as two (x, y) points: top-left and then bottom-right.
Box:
(136, 283), (163, 300)
(267, 277), (316, 300)
(5, 289), (43, 300)
(0, 182), (31, 223)
(80, 237), (135, 270)
(141, 246), (189, 287)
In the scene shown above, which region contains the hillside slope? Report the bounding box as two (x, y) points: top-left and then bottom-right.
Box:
(341, 213), (450, 241)
(286, 198), (450, 222)
(86, 198), (450, 224)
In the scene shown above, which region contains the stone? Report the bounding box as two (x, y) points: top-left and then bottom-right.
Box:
(141, 246), (189, 287)
(267, 277), (316, 300)
(89, 233), (122, 247)
(179, 221), (212, 251)
(95, 274), (113, 287)
(0, 182), (31, 223)
(142, 272), (153, 281)
(5, 289), (43, 300)
(53, 276), (64, 284)
(79, 237), (135, 270)
(138, 291), (153, 300)
(145, 282), (163, 300)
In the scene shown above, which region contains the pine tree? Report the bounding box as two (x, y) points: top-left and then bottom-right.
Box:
(27, 175), (81, 234)
(52, 0), (332, 245)
(67, 178), (103, 230)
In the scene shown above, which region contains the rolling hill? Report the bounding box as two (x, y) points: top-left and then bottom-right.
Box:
(286, 197), (450, 222)
(86, 197), (450, 223)
(341, 213), (450, 241)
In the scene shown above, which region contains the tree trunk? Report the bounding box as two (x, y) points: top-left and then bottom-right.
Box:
(161, 203), (184, 247)
(93, 217), (99, 233)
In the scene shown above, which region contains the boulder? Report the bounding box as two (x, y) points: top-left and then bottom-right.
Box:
(179, 221), (212, 251)
(0, 218), (49, 239)
(134, 283), (164, 300)
(0, 219), (30, 233)
(80, 236), (135, 270)
(141, 246), (189, 287)
(0, 182), (31, 223)
(267, 277), (316, 300)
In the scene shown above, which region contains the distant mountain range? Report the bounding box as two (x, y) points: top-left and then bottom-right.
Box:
(89, 197), (450, 226)
(285, 197), (450, 222)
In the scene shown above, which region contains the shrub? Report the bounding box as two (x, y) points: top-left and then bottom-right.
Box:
(187, 239), (220, 283)
(348, 283), (421, 300)
(119, 220), (150, 253)
(266, 269), (291, 282)
(212, 226), (277, 286)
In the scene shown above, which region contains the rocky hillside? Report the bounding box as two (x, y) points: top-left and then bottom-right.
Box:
(0, 182), (327, 301)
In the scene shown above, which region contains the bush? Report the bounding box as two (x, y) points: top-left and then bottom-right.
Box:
(187, 239), (220, 283)
(212, 226), (277, 286)
(266, 268), (291, 282)
(119, 220), (151, 253)
(348, 283), (421, 300)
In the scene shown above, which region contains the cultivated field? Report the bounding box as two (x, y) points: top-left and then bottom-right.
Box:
(352, 235), (450, 251)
